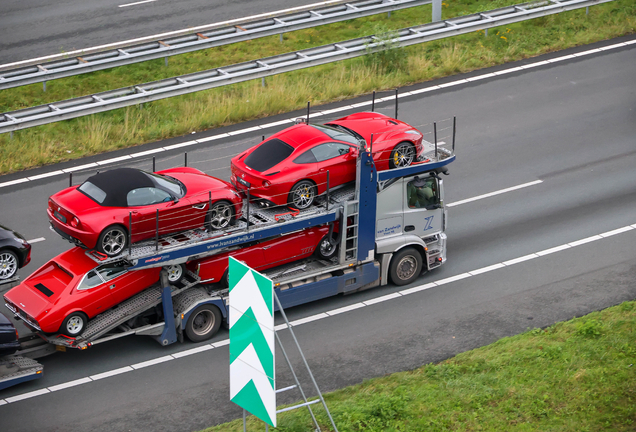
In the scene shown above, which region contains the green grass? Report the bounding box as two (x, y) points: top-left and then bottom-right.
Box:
(1, 0), (635, 174)
(202, 300), (636, 431)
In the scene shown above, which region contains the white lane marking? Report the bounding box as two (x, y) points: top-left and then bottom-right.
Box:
(90, 366), (134, 381)
(227, 126), (263, 136)
(568, 235), (602, 247)
(5, 388), (50, 403)
(363, 292), (402, 306)
(119, 0), (157, 7)
(171, 344), (214, 359)
(399, 282), (437, 296)
(130, 355), (174, 369)
(27, 170), (65, 181)
(502, 253), (538, 266)
(163, 140), (198, 150)
(289, 312), (329, 326)
(96, 155), (132, 165)
(2, 221), (635, 405)
(1, 39), (632, 190)
(469, 263), (505, 276)
(600, 226), (633, 237)
(26, 237), (45, 243)
(48, 377), (92, 392)
(325, 302), (366, 316)
(447, 180), (543, 207)
(536, 244), (571, 256)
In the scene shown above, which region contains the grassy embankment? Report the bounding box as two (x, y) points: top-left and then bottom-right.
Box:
(203, 301), (636, 431)
(0, 0), (634, 174)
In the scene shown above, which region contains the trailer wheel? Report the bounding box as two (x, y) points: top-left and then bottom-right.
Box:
(389, 142), (416, 169)
(316, 234), (338, 260)
(165, 264), (185, 284)
(389, 247), (422, 286)
(185, 304), (222, 342)
(96, 225), (128, 257)
(60, 312), (88, 337)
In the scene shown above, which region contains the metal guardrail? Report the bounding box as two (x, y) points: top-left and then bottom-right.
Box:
(0, 0), (614, 134)
(0, 0), (431, 90)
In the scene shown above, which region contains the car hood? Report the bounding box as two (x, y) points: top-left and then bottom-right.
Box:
(165, 171), (233, 198)
(327, 113), (413, 145)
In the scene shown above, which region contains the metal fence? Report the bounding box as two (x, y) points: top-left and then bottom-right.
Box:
(0, 0), (613, 134)
(0, 0), (431, 90)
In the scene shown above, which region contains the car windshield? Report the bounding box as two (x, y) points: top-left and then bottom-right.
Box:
(78, 181), (107, 204)
(149, 173), (185, 198)
(244, 138), (294, 172)
(314, 124), (360, 145)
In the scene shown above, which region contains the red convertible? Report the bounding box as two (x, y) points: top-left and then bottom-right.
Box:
(230, 112), (425, 209)
(3, 247), (186, 337)
(48, 167), (243, 257)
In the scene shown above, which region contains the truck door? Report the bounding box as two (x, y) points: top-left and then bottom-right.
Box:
(402, 175), (443, 236)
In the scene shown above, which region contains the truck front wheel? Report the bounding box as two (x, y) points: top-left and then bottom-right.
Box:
(185, 304), (222, 342)
(389, 247), (422, 286)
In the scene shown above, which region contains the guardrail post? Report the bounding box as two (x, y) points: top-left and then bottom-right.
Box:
(155, 209), (159, 251)
(9, 131), (13, 140)
(165, 57), (168, 67)
(43, 81), (46, 92)
(432, 0), (442, 22)
(262, 77), (266, 87)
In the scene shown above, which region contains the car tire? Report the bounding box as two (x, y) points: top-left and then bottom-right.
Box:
(389, 247), (423, 286)
(97, 225), (128, 257)
(60, 312), (88, 337)
(0, 249), (19, 280)
(288, 180), (316, 210)
(389, 142), (416, 169)
(206, 200), (235, 231)
(165, 264), (186, 284)
(315, 234), (338, 260)
(185, 304), (222, 342)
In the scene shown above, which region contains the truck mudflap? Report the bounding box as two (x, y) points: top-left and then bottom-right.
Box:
(0, 355), (43, 391)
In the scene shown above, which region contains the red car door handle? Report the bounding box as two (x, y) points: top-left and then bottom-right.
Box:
(110, 284), (116, 289)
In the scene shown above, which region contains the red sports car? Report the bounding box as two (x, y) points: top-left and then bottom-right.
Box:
(230, 112), (425, 209)
(3, 247), (185, 337)
(187, 223), (338, 286)
(48, 167), (243, 257)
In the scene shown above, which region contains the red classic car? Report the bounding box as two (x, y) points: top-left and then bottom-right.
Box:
(187, 223), (338, 286)
(230, 112), (425, 209)
(3, 247), (185, 337)
(48, 167), (243, 257)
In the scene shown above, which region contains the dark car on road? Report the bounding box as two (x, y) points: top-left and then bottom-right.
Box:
(0, 224), (32, 281)
(0, 311), (20, 357)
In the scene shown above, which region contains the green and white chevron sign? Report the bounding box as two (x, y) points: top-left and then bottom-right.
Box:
(229, 257), (276, 427)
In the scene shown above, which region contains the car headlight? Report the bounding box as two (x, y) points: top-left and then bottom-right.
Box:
(14, 237), (29, 246)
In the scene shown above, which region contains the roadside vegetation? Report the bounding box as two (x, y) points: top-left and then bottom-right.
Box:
(202, 300), (636, 431)
(0, 0), (634, 174)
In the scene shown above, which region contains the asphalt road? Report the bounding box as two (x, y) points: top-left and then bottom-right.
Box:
(0, 38), (635, 431)
(0, 0), (323, 64)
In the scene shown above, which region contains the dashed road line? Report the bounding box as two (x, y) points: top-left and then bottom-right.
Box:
(2, 222), (634, 405)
